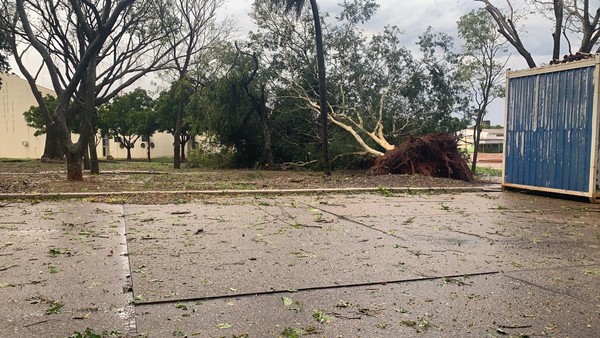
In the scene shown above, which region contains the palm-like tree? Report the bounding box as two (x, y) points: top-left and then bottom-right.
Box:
(272, 0), (331, 175)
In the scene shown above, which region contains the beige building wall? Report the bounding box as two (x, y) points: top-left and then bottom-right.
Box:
(0, 73), (54, 159)
(1, 73), (176, 160)
(102, 132), (175, 159)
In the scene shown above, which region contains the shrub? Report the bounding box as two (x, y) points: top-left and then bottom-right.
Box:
(186, 147), (235, 169)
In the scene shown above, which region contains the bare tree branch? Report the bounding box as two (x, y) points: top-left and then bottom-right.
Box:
(475, 0), (537, 68)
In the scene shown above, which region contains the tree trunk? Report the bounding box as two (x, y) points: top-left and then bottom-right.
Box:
(147, 135), (152, 162)
(63, 58), (95, 181)
(65, 149), (84, 181)
(89, 132), (100, 174)
(41, 123), (65, 162)
(258, 107), (274, 170)
(552, 0), (563, 60)
(180, 134), (188, 162)
(309, 0), (331, 175)
(471, 110), (484, 173)
(173, 83), (186, 169)
(578, 1), (598, 53)
(127, 146), (132, 161)
(173, 134), (181, 168)
(257, 87), (274, 170)
(260, 117), (274, 170)
(83, 144), (91, 170)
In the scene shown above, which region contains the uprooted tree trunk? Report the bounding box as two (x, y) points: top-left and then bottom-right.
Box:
(370, 133), (474, 182)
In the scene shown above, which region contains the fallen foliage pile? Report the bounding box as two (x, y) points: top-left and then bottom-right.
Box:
(370, 133), (474, 182)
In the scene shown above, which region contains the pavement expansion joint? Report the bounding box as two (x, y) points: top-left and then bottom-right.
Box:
(132, 270), (501, 307)
(120, 204), (139, 336)
(0, 185), (501, 200)
(504, 274), (585, 301)
(3, 192), (598, 337)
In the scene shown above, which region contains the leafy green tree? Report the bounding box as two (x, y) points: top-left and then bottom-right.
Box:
(186, 46), (267, 168)
(270, 0), (331, 175)
(22, 95), (93, 161)
(158, 0), (230, 169)
(415, 28), (471, 134)
(234, 43), (275, 169)
(101, 89), (156, 161)
(23, 94), (106, 170)
(250, 0), (470, 159)
(23, 95), (60, 137)
(155, 81), (195, 162)
(458, 9), (508, 172)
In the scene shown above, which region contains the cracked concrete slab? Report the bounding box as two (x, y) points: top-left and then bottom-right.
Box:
(122, 192), (600, 297)
(125, 202), (421, 301)
(310, 192), (600, 268)
(505, 264), (600, 305)
(1, 191), (599, 337)
(135, 271), (598, 337)
(0, 203), (134, 337)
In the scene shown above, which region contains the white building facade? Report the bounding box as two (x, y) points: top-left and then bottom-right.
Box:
(458, 126), (504, 154)
(0, 73), (175, 160)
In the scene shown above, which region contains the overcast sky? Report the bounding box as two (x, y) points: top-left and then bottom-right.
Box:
(219, 0), (558, 125)
(15, 0), (559, 126)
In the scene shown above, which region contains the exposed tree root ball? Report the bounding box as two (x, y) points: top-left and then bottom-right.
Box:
(370, 133), (473, 182)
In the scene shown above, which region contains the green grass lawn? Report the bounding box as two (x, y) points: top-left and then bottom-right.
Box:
(0, 157), (177, 172)
(99, 157), (175, 171)
(474, 166), (502, 177)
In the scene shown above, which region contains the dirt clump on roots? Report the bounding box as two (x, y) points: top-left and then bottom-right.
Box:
(370, 133), (473, 182)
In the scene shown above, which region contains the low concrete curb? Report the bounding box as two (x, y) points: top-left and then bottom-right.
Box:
(0, 185), (502, 200)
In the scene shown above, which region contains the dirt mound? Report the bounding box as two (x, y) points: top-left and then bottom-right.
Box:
(370, 133), (473, 182)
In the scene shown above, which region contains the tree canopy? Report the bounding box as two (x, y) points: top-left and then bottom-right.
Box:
(2, 0), (504, 175)
(458, 8), (508, 172)
(247, 0), (470, 159)
(101, 88), (156, 161)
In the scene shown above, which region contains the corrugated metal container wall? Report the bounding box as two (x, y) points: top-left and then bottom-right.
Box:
(504, 63), (598, 196)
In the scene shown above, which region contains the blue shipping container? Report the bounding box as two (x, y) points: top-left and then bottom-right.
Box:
(503, 56), (600, 203)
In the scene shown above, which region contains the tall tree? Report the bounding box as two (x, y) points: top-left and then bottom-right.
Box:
(185, 43), (270, 168)
(234, 43), (274, 169)
(458, 9), (508, 172)
(1, 0), (174, 180)
(271, 0), (331, 175)
(155, 81), (195, 162)
(252, 0), (469, 158)
(159, 0), (229, 169)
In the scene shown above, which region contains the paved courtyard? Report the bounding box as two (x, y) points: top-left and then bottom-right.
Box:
(1, 191), (599, 337)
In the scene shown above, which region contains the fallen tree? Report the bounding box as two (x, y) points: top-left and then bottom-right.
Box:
(370, 133), (474, 182)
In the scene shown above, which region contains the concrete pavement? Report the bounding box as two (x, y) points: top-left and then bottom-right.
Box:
(0, 191), (599, 337)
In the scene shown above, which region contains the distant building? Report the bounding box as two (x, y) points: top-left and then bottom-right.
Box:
(458, 121), (504, 153)
(0, 73), (53, 159)
(0, 73), (175, 160)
